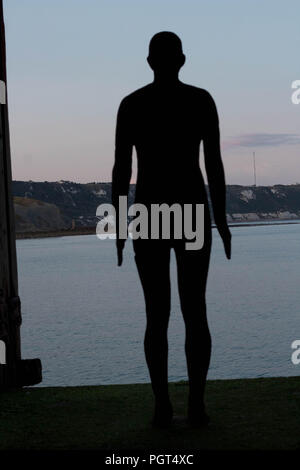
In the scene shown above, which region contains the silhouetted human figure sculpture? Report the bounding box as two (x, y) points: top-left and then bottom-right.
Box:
(112, 31), (231, 427)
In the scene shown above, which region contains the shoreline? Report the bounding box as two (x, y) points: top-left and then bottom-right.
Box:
(15, 219), (300, 240)
(15, 227), (96, 240)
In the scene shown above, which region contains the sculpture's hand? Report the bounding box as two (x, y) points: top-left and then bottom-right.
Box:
(116, 239), (125, 266)
(218, 224), (231, 259)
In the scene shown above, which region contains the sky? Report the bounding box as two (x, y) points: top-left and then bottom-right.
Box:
(3, 0), (300, 185)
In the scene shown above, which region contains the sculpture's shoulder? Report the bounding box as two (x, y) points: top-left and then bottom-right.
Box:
(119, 84), (153, 109)
(118, 83), (216, 113)
(180, 83), (215, 104)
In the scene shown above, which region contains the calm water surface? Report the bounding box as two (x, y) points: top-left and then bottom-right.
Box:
(17, 223), (300, 386)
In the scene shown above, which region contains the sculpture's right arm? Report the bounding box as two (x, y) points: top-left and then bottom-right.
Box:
(111, 98), (133, 264)
(112, 98), (133, 210)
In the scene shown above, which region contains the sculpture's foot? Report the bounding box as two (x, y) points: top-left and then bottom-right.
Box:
(187, 397), (210, 428)
(152, 398), (173, 428)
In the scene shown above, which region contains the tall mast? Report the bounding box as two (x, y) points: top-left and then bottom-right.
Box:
(253, 151), (257, 187)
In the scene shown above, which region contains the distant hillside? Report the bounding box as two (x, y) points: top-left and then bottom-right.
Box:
(12, 181), (300, 233)
(14, 196), (67, 233)
(225, 184), (300, 222)
(12, 180), (134, 231)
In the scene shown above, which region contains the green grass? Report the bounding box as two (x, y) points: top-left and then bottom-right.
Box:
(0, 377), (300, 450)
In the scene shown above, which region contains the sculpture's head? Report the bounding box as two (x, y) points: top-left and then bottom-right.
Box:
(147, 31), (185, 74)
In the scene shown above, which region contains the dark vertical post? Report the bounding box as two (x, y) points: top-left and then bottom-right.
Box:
(0, 0), (42, 388)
